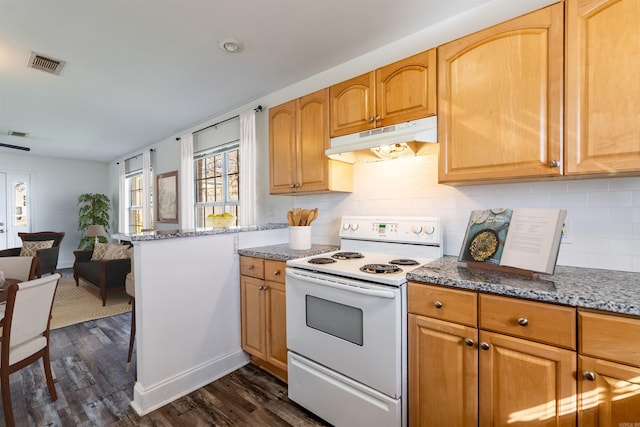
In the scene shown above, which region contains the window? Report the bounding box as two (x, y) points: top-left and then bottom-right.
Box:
(125, 172), (153, 234)
(194, 142), (239, 228)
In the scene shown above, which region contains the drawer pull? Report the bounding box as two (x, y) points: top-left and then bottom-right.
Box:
(517, 317), (529, 326)
(583, 371), (596, 381)
(464, 338), (474, 347)
(274, 270), (281, 276)
(434, 300), (443, 309)
(248, 265), (254, 270)
(480, 342), (490, 351)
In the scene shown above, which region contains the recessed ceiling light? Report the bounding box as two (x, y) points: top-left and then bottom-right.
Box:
(218, 38), (243, 53)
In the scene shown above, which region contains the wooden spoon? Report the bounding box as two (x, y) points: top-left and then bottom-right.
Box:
(300, 209), (310, 226)
(292, 209), (302, 226)
(287, 210), (294, 226)
(306, 209), (316, 225)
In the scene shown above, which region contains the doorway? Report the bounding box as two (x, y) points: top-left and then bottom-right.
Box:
(0, 172), (31, 250)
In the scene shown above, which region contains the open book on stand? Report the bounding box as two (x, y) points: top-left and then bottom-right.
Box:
(458, 208), (567, 275)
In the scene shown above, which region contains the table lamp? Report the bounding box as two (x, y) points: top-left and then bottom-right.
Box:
(86, 224), (107, 245)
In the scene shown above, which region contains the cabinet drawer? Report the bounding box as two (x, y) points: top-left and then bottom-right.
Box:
(408, 282), (477, 327)
(579, 311), (640, 367)
(264, 260), (286, 283)
(240, 256), (264, 279)
(479, 294), (576, 350)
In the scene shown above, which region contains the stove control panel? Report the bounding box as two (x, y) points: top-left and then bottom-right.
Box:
(340, 216), (442, 246)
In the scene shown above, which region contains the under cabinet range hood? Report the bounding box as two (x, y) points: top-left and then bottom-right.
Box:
(326, 116), (437, 163)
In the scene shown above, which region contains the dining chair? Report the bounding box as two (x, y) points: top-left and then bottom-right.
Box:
(0, 273), (60, 427)
(125, 247), (135, 372)
(0, 256), (37, 282)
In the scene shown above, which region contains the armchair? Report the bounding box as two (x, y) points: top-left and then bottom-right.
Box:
(0, 231), (65, 278)
(73, 246), (131, 306)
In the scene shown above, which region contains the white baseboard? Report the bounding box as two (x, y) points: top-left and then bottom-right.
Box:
(130, 349), (250, 416)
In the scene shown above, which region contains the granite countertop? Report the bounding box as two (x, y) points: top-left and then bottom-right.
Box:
(116, 223), (289, 242)
(407, 256), (640, 316)
(238, 244), (339, 262)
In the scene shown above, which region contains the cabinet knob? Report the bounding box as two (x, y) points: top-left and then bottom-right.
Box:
(550, 160), (561, 168)
(517, 317), (529, 326)
(480, 342), (490, 351)
(583, 371), (596, 381)
(247, 265), (254, 270)
(464, 338), (474, 347)
(434, 300), (443, 309)
(274, 270), (281, 276)
(290, 184), (296, 188)
(375, 115), (381, 121)
(368, 116), (375, 123)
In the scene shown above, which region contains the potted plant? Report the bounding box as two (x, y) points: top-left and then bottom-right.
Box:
(77, 193), (111, 249)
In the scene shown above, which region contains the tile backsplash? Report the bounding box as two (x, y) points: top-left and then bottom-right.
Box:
(294, 153), (640, 273)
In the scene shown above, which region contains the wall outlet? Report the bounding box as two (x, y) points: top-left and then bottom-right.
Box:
(268, 206), (274, 217)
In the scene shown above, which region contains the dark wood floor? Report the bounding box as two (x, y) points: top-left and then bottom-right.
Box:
(2, 311), (330, 427)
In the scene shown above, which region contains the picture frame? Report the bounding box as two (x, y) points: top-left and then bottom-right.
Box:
(156, 171), (178, 223)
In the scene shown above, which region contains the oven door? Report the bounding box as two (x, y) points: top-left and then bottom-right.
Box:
(286, 267), (404, 398)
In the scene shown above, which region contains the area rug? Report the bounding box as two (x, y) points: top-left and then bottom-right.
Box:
(50, 277), (131, 330)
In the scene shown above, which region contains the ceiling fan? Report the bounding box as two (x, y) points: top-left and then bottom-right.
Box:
(0, 142), (31, 152)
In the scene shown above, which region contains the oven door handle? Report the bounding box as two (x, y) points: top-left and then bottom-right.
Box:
(286, 269), (397, 299)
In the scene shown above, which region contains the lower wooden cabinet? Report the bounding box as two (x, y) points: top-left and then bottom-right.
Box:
(408, 314), (478, 427)
(240, 257), (288, 382)
(479, 331), (576, 427)
(409, 282), (577, 426)
(577, 355), (640, 427)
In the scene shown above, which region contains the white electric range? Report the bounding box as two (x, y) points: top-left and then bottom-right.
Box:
(285, 216), (443, 427)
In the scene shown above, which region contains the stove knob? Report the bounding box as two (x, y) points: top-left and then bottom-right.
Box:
(423, 225), (435, 235)
(343, 223), (351, 230)
(351, 223), (359, 231)
(411, 225), (422, 234)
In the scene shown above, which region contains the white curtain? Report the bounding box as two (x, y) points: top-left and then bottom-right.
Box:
(179, 133), (195, 230)
(142, 150), (152, 229)
(118, 161), (126, 233)
(239, 109), (257, 226)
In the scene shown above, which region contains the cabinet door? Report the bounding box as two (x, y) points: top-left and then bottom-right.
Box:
(578, 355), (640, 427)
(408, 314), (478, 427)
(438, 4), (563, 183)
(479, 331), (577, 427)
(240, 275), (266, 359)
(265, 280), (287, 373)
(269, 99), (297, 194)
(330, 71), (376, 137)
(297, 89), (331, 193)
(565, 0), (640, 175)
(377, 49), (436, 128)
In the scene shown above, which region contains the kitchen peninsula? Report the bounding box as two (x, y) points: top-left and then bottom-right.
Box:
(124, 224), (293, 416)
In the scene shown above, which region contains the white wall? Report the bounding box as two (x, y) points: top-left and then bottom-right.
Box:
(0, 152), (109, 268)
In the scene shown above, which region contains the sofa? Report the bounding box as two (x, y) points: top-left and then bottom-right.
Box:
(0, 231), (65, 277)
(73, 242), (131, 306)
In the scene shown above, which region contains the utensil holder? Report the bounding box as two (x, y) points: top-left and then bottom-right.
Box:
(289, 226), (311, 250)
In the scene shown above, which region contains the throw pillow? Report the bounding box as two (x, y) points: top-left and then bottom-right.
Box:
(20, 240), (54, 257)
(102, 244), (130, 260)
(91, 242), (110, 261)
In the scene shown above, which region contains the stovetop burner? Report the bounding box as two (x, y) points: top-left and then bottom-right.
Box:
(389, 259), (419, 266)
(307, 257), (337, 265)
(360, 264), (403, 274)
(331, 251), (364, 260)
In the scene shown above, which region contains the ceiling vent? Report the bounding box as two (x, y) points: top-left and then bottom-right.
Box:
(27, 52), (65, 75)
(8, 130), (28, 137)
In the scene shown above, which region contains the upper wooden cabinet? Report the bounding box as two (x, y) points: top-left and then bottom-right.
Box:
(438, 4), (564, 184)
(329, 49), (436, 137)
(269, 89), (352, 195)
(565, 0), (640, 175)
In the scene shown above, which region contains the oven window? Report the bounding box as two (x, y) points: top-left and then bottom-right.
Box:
(305, 296), (363, 346)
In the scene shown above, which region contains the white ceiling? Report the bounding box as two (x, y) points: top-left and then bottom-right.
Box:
(0, 0), (493, 162)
